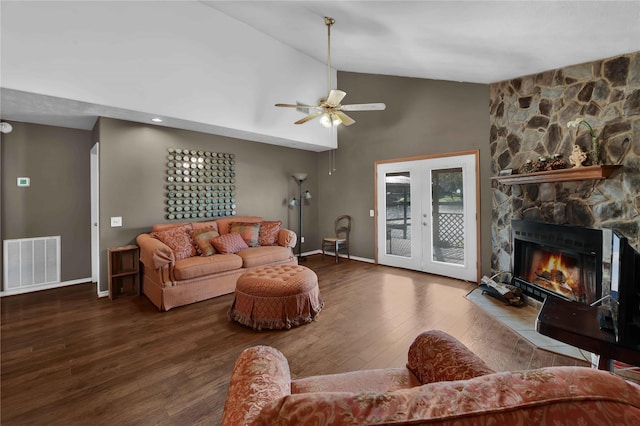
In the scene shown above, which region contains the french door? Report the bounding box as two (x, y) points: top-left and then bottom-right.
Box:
(375, 152), (478, 281)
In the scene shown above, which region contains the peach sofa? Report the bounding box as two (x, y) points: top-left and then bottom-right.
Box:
(222, 330), (640, 425)
(137, 216), (297, 311)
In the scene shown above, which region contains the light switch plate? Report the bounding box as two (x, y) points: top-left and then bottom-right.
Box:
(370, 209), (375, 217)
(110, 216), (122, 227)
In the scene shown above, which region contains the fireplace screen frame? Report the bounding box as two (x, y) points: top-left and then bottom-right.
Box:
(511, 220), (602, 305)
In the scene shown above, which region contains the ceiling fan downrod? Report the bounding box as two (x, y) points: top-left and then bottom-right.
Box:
(325, 16), (335, 95)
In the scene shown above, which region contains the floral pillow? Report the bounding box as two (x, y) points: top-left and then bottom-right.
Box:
(152, 225), (196, 260)
(211, 232), (249, 254)
(190, 227), (219, 256)
(230, 222), (260, 247)
(259, 221), (281, 246)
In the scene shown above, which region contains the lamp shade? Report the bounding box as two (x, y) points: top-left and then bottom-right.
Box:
(304, 190), (312, 200)
(289, 198), (297, 207)
(292, 173), (308, 182)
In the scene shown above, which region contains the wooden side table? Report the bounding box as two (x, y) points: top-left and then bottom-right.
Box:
(107, 245), (140, 300)
(535, 296), (640, 371)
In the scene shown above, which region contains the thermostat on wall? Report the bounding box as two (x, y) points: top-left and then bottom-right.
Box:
(17, 177), (30, 187)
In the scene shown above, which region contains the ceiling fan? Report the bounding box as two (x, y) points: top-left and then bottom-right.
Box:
(275, 17), (386, 128)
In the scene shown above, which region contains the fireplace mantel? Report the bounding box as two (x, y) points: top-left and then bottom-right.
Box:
(492, 165), (622, 185)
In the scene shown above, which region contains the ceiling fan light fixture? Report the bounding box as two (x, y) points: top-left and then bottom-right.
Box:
(319, 112), (341, 128)
(319, 113), (333, 128)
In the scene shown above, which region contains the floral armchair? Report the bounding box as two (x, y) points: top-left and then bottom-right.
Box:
(221, 330), (640, 425)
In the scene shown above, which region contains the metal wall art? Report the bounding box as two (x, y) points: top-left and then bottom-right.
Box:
(165, 148), (237, 220)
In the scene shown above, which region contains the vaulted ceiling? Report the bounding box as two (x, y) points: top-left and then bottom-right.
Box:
(1, 1), (639, 150)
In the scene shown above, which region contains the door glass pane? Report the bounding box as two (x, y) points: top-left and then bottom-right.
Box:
(431, 168), (464, 265)
(385, 172), (411, 257)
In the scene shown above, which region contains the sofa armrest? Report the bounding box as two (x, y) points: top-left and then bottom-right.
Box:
(221, 345), (291, 426)
(136, 233), (175, 269)
(407, 330), (494, 384)
(278, 228), (297, 248)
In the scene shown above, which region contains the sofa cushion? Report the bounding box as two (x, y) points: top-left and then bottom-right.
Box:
(192, 221), (219, 231)
(236, 246), (292, 268)
(259, 221), (281, 246)
(191, 227), (219, 256)
(230, 222), (260, 247)
(216, 216), (262, 235)
(407, 329), (494, 383)
(212, 232), (249, 254)
(292, 368), (420, 394)
(152, 222), (190, 233)
(173, 254), (243, 280)
(151, 224), (196, 260)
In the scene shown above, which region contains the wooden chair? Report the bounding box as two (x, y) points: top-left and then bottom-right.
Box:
(322, 215), (351, 263)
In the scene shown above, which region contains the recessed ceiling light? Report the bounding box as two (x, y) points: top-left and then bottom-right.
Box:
(151, 117), (163, 123)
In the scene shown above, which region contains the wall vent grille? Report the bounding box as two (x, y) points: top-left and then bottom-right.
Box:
(3, 236), (60, 290)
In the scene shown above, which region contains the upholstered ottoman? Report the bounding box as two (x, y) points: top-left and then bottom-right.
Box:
(228, 265), (323, 330)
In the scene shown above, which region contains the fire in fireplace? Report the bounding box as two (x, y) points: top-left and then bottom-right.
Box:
(511, 220), (602, 304)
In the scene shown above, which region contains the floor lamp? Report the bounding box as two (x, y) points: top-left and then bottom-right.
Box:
(290, 173), (312, 261)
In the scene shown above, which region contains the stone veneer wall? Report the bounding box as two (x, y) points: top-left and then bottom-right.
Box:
(489, 51), (640, 274)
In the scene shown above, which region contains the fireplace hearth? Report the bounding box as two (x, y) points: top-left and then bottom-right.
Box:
(511, 220), (602, 304)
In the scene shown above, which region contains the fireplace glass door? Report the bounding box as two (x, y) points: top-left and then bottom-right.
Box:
(513, 239), (599, 304)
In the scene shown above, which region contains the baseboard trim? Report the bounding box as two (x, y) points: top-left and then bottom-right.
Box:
(313, 250), (375, 264)
(0, 278), (93, 297)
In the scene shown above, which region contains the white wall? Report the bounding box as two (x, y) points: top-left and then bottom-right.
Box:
(0, 1), (337, 150)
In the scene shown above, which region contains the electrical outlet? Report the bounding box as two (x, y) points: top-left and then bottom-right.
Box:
(110, 216), (122, 227)
(301, 236), (305, 243)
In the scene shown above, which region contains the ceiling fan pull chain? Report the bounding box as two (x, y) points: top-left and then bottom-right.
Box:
(328, 149), (336, 175)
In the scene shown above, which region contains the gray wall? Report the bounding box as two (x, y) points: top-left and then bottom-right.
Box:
(1, 121), (93, 285)
(318, 72), (491, 274)
(96, 117), (318, 292)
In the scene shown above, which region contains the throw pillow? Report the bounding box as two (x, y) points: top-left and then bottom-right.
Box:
(152, 224), (196, 260)
(259, 221), (282, 246)
(211, 232), (249, 254)
(190, 227), (219, 256)
(230, 222), (260, 247)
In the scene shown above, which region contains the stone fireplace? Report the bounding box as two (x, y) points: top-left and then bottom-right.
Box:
(489, 51), (640, 285)
(511, 219), (602, 304)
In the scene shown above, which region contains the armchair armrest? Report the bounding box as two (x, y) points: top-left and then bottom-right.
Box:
(221, 346), (291, 426)
(136, 233), (175, 269)
(278, 228), (297, 248)
(407, 330), (494, 384)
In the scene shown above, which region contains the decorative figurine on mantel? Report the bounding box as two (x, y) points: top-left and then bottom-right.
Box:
(567, 117), (600, 165)
(569, 144), (588, 168)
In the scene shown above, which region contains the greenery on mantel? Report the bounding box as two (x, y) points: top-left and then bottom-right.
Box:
(492, 165), (622, 185)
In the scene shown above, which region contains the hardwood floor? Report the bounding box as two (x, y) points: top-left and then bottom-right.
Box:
(1, 255), (586, 425)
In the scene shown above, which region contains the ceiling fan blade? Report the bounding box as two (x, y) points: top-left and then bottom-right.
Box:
(334, 111), (355, 126)
(275, 103), (322, 109)
(294, 111), (323, 125)
(325, 89), (346, 106)
(340, 103), (387, 111)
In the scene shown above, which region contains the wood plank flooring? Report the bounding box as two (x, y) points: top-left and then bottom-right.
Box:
(1, 255), (586, 425)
